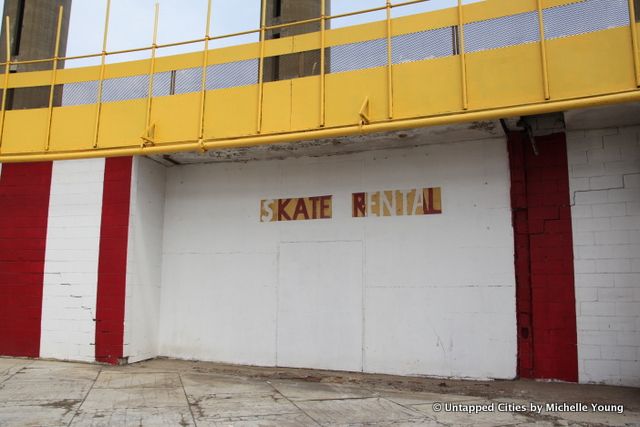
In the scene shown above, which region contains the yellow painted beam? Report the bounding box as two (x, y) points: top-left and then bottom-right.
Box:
(2, 89), (640, 164)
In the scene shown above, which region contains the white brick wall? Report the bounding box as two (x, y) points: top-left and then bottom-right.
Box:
(568, 125), (640, 387)
(123, 157), (166, 363)
(40, 159), (105, 362)
(158, 138), (517, 379)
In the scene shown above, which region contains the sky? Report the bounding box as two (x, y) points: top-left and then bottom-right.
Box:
(0, 0), (481, 67)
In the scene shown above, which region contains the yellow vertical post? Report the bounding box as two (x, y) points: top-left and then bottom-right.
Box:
(457, 0), (468, 110)
(93, 0), (111, 149)
(256, 0), (267, 134)
(45, 6), (64, 152)
(537, 0), (551, 100)
(143, 3), (160, 145)
(386, 0), (394, 119)
(320, 0), (326, 127)
(0, 17), (11, 152)
(198, 0), (212, 147)
(629, 0), (640, 87)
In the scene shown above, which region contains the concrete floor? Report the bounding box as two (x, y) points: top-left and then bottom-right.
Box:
(0, 358), (639, 426)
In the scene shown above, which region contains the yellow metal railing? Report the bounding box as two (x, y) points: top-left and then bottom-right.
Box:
(629, 0), (640, 85)
(142, 3), (160, 147)
(45, 6), (65, 152)
(0, 0), (638, 162)
(0, 16), (11, 149)
(93, 0), (112, 149)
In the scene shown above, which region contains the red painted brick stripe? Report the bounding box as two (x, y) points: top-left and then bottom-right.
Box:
(507, 132), (578, 382)
(0, 162), (53, 358)
(95, 157), (133, 364)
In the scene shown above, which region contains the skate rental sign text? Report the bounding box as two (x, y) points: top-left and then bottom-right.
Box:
(260, 187), (442, 222)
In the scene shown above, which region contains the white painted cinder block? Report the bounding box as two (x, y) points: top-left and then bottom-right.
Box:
(568, 125), (640, 387)
(123, 157), (166, 363)
(278, 241), (363, 372)
(157, 138), (517, 379)
(40, 159), (105, 363)
(592, 203), (626, 218)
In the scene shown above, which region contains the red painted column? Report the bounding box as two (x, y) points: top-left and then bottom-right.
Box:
(95, 157), (133, 364)
(507, 132), (578, 382)
(0, 162), (53, 357)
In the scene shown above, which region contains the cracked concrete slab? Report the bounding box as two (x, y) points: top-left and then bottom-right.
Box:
(0, 404), (78, 427)
(13, 361), (100, 381)
(189, 393), (300, 419)
(268, 379), (377, 401)
(69, 407), (196, 426)
(412, 400), (532, 426)
(181, 372), (276, 397)
(377, 390), (485, 406)
(80, 387), (189, 410)
(0, 358), (638, 426)
(295, 397), (426, 425)
(92, 371), (181, 389)
(0, 380), (93, 406)
(194, 412), (320, 427)
(542, 408), (639, 427)
(0, 358), (32, 376)
(339, 421), (443, 427)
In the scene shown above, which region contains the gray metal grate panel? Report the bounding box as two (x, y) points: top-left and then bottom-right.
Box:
(544, 0), (629, 40)
(392, 27), (455, 63)
(465, 11), (540, 53)
(152, 71), (172, 97)
(102, 75), (149, 103)
(206, 59), (259, 90)
(329, 38), (388, 73)
(175, 67), (202, 95)
(62, 81), (99, 106)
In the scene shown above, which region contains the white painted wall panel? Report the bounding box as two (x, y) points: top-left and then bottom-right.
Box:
(568, 125), (640, 387)
(159, 252), (278, 365)
(365, 288), (516, 378)
(124, 157), (166, 363)
(278, 241), (363, 371)
(40, 159), (105, 362)
(158, 138), (517, 379)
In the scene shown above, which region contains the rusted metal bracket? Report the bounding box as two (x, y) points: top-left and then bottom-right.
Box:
(517, 118), (539, 156)
(359, 97), (370, 128)
(197, 138), (207, 154)
(140, 123), (156, 147)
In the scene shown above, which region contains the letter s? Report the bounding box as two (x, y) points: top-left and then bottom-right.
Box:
(261, 199), (274, 222)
